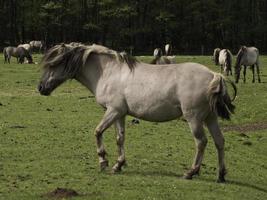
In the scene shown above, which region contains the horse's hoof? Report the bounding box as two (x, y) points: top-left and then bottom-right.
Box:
(111, 166), (122, 174)
(217, 177), (226, 183)
(100, 160), (109, 171)
(182, 174), (192, 180)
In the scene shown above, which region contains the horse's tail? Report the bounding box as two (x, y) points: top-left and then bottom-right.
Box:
(207, 73), (237, 120)
(3, 48), (7, 62)
(225, 50), (232, 69)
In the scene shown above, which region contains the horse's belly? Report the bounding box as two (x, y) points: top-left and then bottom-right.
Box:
(128, 103), (182, 122)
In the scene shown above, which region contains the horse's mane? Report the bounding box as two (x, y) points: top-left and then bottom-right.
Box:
(41, 44), (138, 77)
(236, 46), (246, 67)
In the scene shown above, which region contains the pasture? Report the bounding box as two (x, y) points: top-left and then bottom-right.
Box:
(0, 54), (267, 199)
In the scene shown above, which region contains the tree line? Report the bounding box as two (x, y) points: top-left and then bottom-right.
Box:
(1, 0), (267, 55)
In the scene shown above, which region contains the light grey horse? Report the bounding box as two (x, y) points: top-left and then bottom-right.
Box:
(38, 44), (236, 182)
(30, 40), (44, 53)
(235, 46), (261, 83)
(3, 46), (33, 64)
(151, 48), (176, 64)
(17, 43), (31, 51)
(213, 48), (233, 76)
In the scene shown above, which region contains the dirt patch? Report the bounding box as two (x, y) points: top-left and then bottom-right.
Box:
(43, 188), (79, 199)
(223, 121), (267, 133)
(9, 125), (26, 129)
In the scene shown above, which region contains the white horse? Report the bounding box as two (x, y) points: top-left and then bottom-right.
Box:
(165, 44), (172, 56)
(38, 44), (236, 182)
(213, 48), (233, 76)
(235, 46), (261, 83)
(152, 48), (176, 64)
(18, 43), (31, 52)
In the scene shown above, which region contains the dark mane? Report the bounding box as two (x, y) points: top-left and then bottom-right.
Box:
(236, 46), (246, 67)
(41, 44), (138, 76)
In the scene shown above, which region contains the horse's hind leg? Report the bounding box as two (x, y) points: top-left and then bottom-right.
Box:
(94, 107), (123, 171)
(184, 119), (207, 179)
(112, 117), (126, 173)
(205, 115), (226, 183)
(256, 63), (261, 83)
(243, 66), (247, 83)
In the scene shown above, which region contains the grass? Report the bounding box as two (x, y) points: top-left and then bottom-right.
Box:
(0, 54), (266, 200)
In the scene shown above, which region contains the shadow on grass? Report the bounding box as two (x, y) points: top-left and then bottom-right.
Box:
(124, 170), (183, 178)
(123, 170), (267, 193)
(197, 177), (267, 193)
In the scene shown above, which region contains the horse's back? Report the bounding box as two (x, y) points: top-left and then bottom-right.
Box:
(123, 62), (214, 121)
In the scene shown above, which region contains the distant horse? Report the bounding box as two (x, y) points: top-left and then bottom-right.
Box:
(213, 48), (233, 76)
(3, 46), (33, 64)
(151, 48), (176, 64)
(17, 43), (31, 52)
(38, 44), (236, 182)
(235, 46), (261, 83)
(30, 40), (45, 53)
(165, 44), (172, 56)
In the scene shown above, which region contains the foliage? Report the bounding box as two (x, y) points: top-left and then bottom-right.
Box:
(1, 0), (267, 54)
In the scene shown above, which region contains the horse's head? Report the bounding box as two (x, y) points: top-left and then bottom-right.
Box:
(153, 48), (162, 58)
(38, 44), (81, 96)
(235, 46), (247, 83)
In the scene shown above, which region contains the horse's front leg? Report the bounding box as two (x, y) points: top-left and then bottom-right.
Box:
(256, 63), (261, 83)
(95, 107), (122, 171)
(184, 119), (207, 179)
(251, 65), (255, 83)
(112, 117), (126, 173)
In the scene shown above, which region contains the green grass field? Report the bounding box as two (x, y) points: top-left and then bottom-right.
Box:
(0, 54), (267, 200)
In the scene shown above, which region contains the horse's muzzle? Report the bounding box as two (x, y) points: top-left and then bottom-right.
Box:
(38, 83), (51, 96)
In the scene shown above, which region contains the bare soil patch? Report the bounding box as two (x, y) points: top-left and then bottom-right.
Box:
(223, 121), (267, 133)
(43, 188), (79, 199)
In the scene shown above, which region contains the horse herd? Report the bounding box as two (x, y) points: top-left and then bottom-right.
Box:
(3, 42), (262, 183)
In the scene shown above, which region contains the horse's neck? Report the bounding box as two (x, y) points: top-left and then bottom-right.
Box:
(75, 54), (117, 95)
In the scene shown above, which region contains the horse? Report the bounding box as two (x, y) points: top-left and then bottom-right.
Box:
(235, 46), (261, 83)
(165, 44), (172, 56)
(3, 46), (33, 64)
(213, 48), (233, 76)
(17, 43), (31, 52)
(30, 40), (45, 53)
(38, 44), (236, 182)
(151, 48), (176, 64)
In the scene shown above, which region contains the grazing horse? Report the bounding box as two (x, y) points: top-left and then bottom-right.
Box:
(151, 48), (176, 64)
(235, 46), (261, 83)
(165, 44), (172, 56)
(213, 48), (233, 76)
(17, 43), (31, 52)
(30, 40), (45, 53)
(38, 44), (236, 182)
(3, 46), (33, 64)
